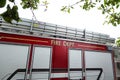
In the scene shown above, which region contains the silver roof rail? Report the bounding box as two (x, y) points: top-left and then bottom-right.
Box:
(0, 17), (115, 44)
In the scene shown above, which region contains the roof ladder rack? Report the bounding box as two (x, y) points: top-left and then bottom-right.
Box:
(0, 17), (115, 45)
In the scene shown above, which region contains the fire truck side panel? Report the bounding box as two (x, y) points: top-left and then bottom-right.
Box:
(52, 45), (68, 68)
(85, 51), (114, 80)
(0, 44), (29, 80)
(0, 32), (115, 80)
(32, 46), (51, 80)
(69, 49), (82, 79)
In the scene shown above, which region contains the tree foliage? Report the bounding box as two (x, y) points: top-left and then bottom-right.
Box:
(116, 38), (120, 47)
(0, 0), (48, 23)
(0, 0), (20, 23)
(61, 0), (120, 26)
(0, 0), (120, 26)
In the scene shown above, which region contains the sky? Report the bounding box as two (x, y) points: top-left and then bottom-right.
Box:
(1, 0), (120, 39)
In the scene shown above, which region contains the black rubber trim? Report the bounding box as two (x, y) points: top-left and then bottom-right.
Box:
(7, 68), (49, 80)
(7, 68), (103, 80)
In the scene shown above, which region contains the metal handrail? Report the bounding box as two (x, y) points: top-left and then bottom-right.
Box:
(0, 17), (115, 44)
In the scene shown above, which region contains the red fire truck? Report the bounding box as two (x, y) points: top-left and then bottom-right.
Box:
(0, 18), (117, 80)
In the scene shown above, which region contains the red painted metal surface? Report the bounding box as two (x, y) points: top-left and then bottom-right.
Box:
(0, 32), (51, 45)
(28, 45), (34, 73)
(82, 50), (86, 80)
(0, 32), (107, 51)
(52, 45), (68, 68)
(0, 32), (115, 80)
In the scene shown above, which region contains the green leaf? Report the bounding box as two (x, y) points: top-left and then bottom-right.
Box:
(116, 38), (120, 47)
(35, 0), (40, 3)
(1, 5), (12, 23)
(71, 6), (74, 9)
(7, 4), (11, 10)
(102, 11), (105, 14)
(101, 4), (104, 9)
(0, 0), (6, 8)
(20, 0), (40, 10)
(0, 4), (20, 23)
(104, 0), (107, 4)
(61, 6), (67, 11)
(1, 11), (12, 23)
(85, 0), (88, 2)
(9, 0), (14, 2)
(11, 6), (20, 22)
(96, 0), (101, 2)
(12, 5), (18, 10)
(113, 23), (117, 26)
(68, 8), (70, 13)
(116, 4), (119, 8)
(98, 6), (102, 10)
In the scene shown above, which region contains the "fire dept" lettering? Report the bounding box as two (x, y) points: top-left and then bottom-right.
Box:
(51, 40), (61, 46)
(63, 41), (74, 47)
(51, 40), (74, 47)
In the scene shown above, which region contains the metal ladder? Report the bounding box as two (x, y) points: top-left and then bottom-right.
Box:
(0, 17), (115, 45)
